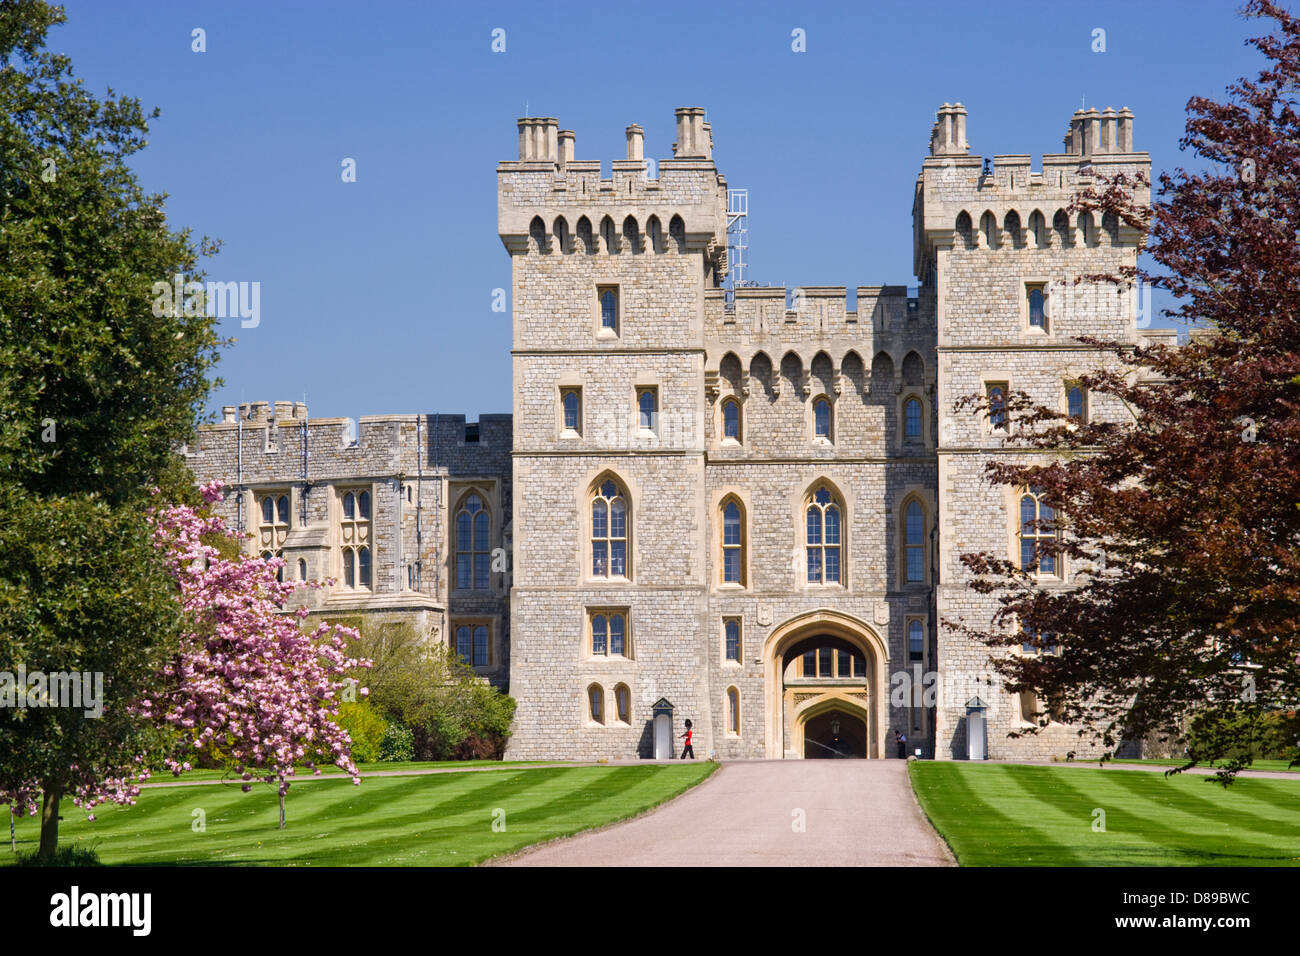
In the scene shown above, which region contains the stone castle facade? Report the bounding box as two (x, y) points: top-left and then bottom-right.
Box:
(189, 103), (1163, 762)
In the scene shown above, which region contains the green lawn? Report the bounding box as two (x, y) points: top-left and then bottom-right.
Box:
(5, 763), (717, 866)
(1113, 758), (1300, 774)
(910, 762), (1300, 866)
(142, 759), (547, 784)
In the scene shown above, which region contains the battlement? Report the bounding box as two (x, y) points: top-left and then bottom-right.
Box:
(706, 285), (928, 336)
(914, 102), (1151, 277)
(498, 107), (728, 260)
(197, 406), (512, 476)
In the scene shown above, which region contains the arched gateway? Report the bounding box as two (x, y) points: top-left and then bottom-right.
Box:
(762, 610), (889, 759)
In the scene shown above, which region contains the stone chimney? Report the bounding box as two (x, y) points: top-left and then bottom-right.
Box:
(1100, 106), (1117, 152)
(625, 123), (644, 161)
(558, 129), (575, 165)
(516, 117), (559, 162)
(930, 103), (969, 156)
(673, 107), (710, 158)
(222, 405), (236, 423)
(1116, 107), (1134, 152)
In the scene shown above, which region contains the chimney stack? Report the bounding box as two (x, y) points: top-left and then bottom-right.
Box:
(516, 117), (560, 162)
(558, 129), (575, 165)
(929, 103), (969, 156)
(1116, 107), (1134, 152)
(673, 107), (710, 158)
(625, 123), (644, 161)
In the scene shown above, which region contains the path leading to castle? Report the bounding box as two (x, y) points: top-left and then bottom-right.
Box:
(498, 760), (956, 867)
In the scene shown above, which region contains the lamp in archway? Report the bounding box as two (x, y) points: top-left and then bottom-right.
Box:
(831, 717), (840, 736)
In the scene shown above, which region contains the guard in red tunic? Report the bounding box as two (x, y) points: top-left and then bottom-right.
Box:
(679, 719), (695, 759)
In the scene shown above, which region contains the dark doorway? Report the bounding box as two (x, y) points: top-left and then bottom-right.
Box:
(803, 709), (867, 759)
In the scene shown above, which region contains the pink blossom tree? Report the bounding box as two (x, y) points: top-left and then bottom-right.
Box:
(145, 481), (371, 828)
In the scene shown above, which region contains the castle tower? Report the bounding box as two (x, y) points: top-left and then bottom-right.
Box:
(500, 109), (729, 758)
(915, 103), (1151, 758)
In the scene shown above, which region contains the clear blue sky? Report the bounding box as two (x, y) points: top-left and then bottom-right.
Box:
(53, 0), (1265, 420)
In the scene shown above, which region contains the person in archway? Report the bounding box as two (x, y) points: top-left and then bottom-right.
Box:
(679, 719), (695, 759)
(895, 729), (908, 759)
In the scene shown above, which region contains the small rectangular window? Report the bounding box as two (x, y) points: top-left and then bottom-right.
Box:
(636, 387), (658, 433)
(464, 423), (480, 443)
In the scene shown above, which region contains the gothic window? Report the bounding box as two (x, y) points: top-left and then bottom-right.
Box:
(905, 500), (926, 583)
(588, 684), (604, 724)
(727, 687), (740, 735)
(591, 478), (629, 578)
(598, 285), (619, 332)
(1027, 283), (1047, 329)
(721, 498), (745, 585)
(456, 493), (491, 590)
(722, 397), (741, 442)
(455, 623), (491, 667)
(805, 484), (842, 585)
(590, 610), (630, 658)
(987, 382), (1009, 432)
(904, 397), (923, 440)
(813, 397), (832, 440)
(909, 620), (925, 661)
(1019, 487), (1058, 576)
(724, 618), (741, 662)
(615, 684), (631, 724)
(561, 388), (582, 435)
(339, 488), (372, 589)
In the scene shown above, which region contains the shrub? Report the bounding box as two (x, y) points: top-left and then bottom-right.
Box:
(379, 720), (414, 762)
(333, 699), (387, 764)
(336, 618), (516, 761)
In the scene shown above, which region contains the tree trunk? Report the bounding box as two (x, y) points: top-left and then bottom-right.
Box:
(278, 791), (285, 830)
(38, 787), (61, 861)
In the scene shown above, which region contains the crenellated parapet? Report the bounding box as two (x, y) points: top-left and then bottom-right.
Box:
(498, 108), (729, 277)
(914, 102), (1151, 279)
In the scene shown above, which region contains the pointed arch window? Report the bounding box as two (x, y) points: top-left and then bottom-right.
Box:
(905, 500), (926, 583)
(1019, 487), (1058, 576)
(721, 397), (741, 442)
(805, 485), (842, 584)
(721, 498), (745, 585)
(456, 493), (492, 590)
(589, 610), (629, 658)
(615, 684), (631, 724)
(591, 479), (628, 578)
(724, 618), (741, 662)
(904, 397), (923, 440)
(598, 285), (619, 333)
(727, 687), (740, 735)
(1028, 284), (1047, 328)
(813, 397), (832, 440)
(987, 383), (1009, 432)
(588, 684), (605, 724)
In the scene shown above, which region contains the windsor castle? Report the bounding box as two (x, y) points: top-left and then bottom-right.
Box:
(188, 103), (1163, 762)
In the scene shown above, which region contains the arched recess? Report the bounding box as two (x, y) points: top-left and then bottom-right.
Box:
(762, 608), (890, 759)
(794, 693), (872, 759)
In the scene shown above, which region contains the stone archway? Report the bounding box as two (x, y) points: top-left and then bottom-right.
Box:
(800, 700), (869, 758)
(762, 609), (890, 759)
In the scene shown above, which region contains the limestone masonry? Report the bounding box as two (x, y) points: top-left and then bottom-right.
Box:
(190, 103), (1167, 762)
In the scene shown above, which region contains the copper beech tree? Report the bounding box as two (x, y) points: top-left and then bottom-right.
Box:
(949, 0), (1300, 779)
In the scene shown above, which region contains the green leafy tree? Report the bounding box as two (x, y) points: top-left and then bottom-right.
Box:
(0, 1), (224, 857)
